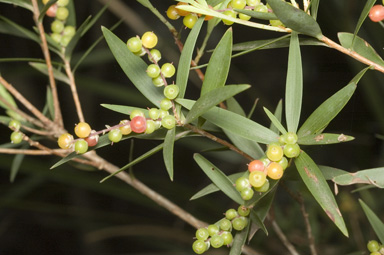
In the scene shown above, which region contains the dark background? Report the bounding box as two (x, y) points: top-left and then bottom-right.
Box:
(0, 0), (384, 254)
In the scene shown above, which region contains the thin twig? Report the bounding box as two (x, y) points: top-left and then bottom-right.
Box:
(0, 148), (68, 155)
(299, 196), (317, 255)
(30, 0), (63, 127)
(269, 216), (300, 255)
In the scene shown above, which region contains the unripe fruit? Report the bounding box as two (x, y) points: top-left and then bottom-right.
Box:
(51, 33), (62, 43)
(51, 20), (64, 33)
(56, 7), (69, 20)
(176, 2), (190, 16)
(232, 216), (248, 231)
(231, 0), (246, 9)
(192, 239), (208, 254)
(161, 115), (176, 129)
(74, 139), (88, 154)
(249, 171), (266, 188)
(146, 64), (161, 78)
(369, 5), (384, 22)
(160, 98), (173, 111)
(246, 0), (261, 6)
(145, 120), (156, 134)
(270, 19), (284, 27)
(240, 187), (254, 200)
(119, 120), (132, 135)
(161, 63), (176, 78)
(210, 235), (224, 248)
(266, 143), (284, 162)
(238, 205), (250, 217)
(130, 116), (147, 133)
(207, 224), (220, 236)
(225, 208), (238, 220)
(254, 178), (269, 192)
(148, 49), (161, 63)
(57, 0), (69, 7)
(235, 176), (250, 192)
(278, 156), (289, 170)
(196, 228), (209, 240)
(367, 240), (380, 252)
(63, 26), (76, 37)
(108, 129), (123, 143)
(219, 219), (232, 231)
(282, 132), (298, 144)
(164, 85), (180, 100)
(222, 10), (236, 25)
(267, 162), (284, 180)
(10, 131), (23, 144)
(148, 108), (161, 120)
(127, 37), (142, 53)
(239, 13), (251, 21)
(134, 47), (146, 57)
(183, 13), (198, 29)
(255, 4), (268, 12)
(60, 35), (72, 46)
(130, 109), (145, 120)
(152, 75), (165, 87)
(8, 119), (21, 131)
(167, 5), (180, 20)
(141, 31), (158, 49)
(74, 122), (91, 138)
(283, 143), (300, 158)
(58, 133), (74, 149)
(221, 231), (233, 245)
(159, 109), (169, 118)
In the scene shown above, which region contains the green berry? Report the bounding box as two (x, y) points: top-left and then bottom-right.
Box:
(222, 10), (236, 25)
(148, 49), (161, 63)
(160, 98), (173, 111)
(283, 132), (298, 144)
(278, 156), (289, 170)
(283, 143), (300, 158)
(60, 35), (72, 46)
(161, 63), (176, 78)
(146, 64), (161, 78)
(246, 0), (260, 6)
(63, 26), (76, 37)
(255, 4), (268, 12)
(74, 139), (88, 154)
(225, 208), (238, 220)
(196, 228), (209, 241)
(370, 252), (381, 255)
(221, 231), (233, 245)
(148, 108), (160, 120)
(192, 239), (208, 254)
(210, 235), (224, 248)
(183, 13), (198, 29)
(254, 178), (270, 192)
(249, 171), (266, 188)
(239, 13), (251, 21)
(51, 20), (64, 33)
(152, 75), (165, 87)
(159, 109), (169, 119)
(238, 205), (250, 217)
(10, 131), (23, 144)
(231, 0), (246, 9)
(134, 47), (146, 56)
(260, 156), (271, 167)
(270, 19), (284, 27)
(266, 143), (284, 162)
(164, 85), (180, 100)
(232, 216), (248, 231)
(51, 33), (62, 43)
(219, 219), (232, 231)
(8, 119), (21, 131)
(207, 224), (220, 236)
(57, 0), (69, 7)
(161, 115), (176, 129)
(240, 187), (254, 200)
(235, 177), (250, 192)
(130, 109), (145, 120)
(368, 240), (380, 252)
(145, 120), (156, 134)
(108, 129), (122, 143)
(127, 37), (142, 53)
(56, 7), (69, 20)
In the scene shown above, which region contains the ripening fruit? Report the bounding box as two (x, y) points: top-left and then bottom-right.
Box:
(10, 131), (23, 144)
(225, 208), (238, 220)
(9, 119), (21, 131)
(183, 13), (198, 29)
(164, 85), (180, 100)
(46, 4), (57, 17)
(248, 159), (264, 172)
(367, 240), (380, 252)
(232, 216), (248, 231)
(192, 239), (208, 254)
(235, 176), (250, 192)
(130, 116), (147, 133)
(196, 228), (209, 240)
(267, 162), (284, 180)
(74, 139), (88, 154)
(161, 115), (176, 129)
(58, 133), (74, 149)
(176, 2), (190, 16)
(266, 143), (284, 162)
(369, 5), (384, 22)
(108, 129), (123, 143)
(283, 143), (300, 158)
(210, 235), (224, 248)
(119, 120), (132, 135)
(85, 132), (99, 147)
(56, 7), (69, 20)
(167, 5), (180, 20)
(127, 37), (142, 53)
(141, 31), (158, 49)
(249, 171), (266, 188)
(148, 49), (161, 63)
(161, 63), (176, 78)
(74, 122), (91, 138)
(221, 231), (233, 245)
(222, 10), (237, 25)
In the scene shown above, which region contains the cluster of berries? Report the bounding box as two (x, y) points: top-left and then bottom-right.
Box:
(235, 132), (300, 200)
(192, 205), (250, 254)
(367, 240), (384, 255)
(166, 0), (283, 28)
(369, 4), (384, 22)
(8, 119), (24, 144)
(42, 0), (76, 47)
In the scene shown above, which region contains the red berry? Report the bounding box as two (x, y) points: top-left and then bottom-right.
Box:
(130, 116), (147, 133)
(369, 5), (384, 22)
(85, 132), (99, 147)
(248, 159), (265, 172)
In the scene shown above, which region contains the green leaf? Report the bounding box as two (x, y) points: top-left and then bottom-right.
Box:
(310, 0), (320, 20)
(353, 0), (376, 45)
(331, 167), (384, 188)
(177, 99), (279, 144)
(45, 86), (55, 120)
(229, 223), (250, 255)
(249, 210), (267, 235)
(285, 32), (302, 133)
(0, 82), (17, 110)
(0, 15), (40, 43)
(163, 128), (176, 181)
(319, 165), (348, 181)
(176, 17), (204, 103)
(298, 67), (369, 137)
(0, 0), (32, 10)
(359, 199), (384, 243)
(29, 62), (70, 85)
(264, 106), (286, 135)
(338, 32), (384, 67)
(10, 144), (29, 182)
(201, 28), (232, 96)
(186, 85), (250, 124)
(101, 104), (149, 117)
(298, 133), (354, 145)
(102, 27), (163, 107)
(190, 172), (244, 200)
(234, 8), (277, 20)
(136, 0), (153, 8)
(295, 151), (348, 236)
(193, 153), (244, 205)
(269, 99), (283, 134)
(38, 0), (58, 21)
(266, 0), (322, 39)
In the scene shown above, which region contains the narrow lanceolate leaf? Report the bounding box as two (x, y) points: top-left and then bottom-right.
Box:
(229, 223), (250, 255)
(269, 100), (283, 134)
(331, 167), (384, 188)
(201, 28), (232, 96)
(359, 199), (384, 243)
(176, 17), (204, 101)
(177, 99), (279, 144)
(0, 82), (17, 110)
(310, 0), (320, 20)
(249, 210), (267, 235)
(186, 85), (250, 124)
(298, 67), (369, 138)
(318, 165), (348, 181)
(163, 128), (176, 181)
(298, 133), (354, 145)
(264, 106), (286, 135)
(0, 15), (39, 43)
(29, 62), (70, 85)
(193, 153), (244, 205)
(295, 151), (348, 236)
(102, 27), (163, 107)
(0, 0), (32, 11)
(10, 144), (29, 182)
(101, 104), (149, 117)
(234, 8), (277, 20)
(266, 0), (322, 39)
(285, 32), (302, 133)
(353, 0), (376, 44)
(136, 0), (153, 8)
(338, 33), (384, 67)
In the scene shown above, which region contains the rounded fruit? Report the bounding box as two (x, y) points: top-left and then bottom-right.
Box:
(63, 26), (76, 37)
(176, 2), (190, 16)
(207, 224), (220, 236)
(148, 49), (161, 63)
(159, 109), (169, 118)
(248, 159), (264, 172)
(148, 108), (161, 120)
(130, 109), (145, 120)
(240, 187), (254, 200)
(119, 120), (132, 135)
(231, 0), (246, 9)
(164, 85), (180, 100)
(85, 132), (99, 147)
(51, 33), (62, 43)
(267, 162), (284, 180)
(46, 5), (57, 17)
(222, 10), (236, 25)
(160, 98), (173, 111)
(221, 231), (233, 245)
(266, 143), (284, 162)
(51, 20), (64, 33)
(219, 219), (232, 231)
(195, 228), (209, 241)
(74, 122), (91, 138)
(10, 131), (23, 144)
(108, 129), (122, 143)
(152, 75), (165, 87)
(167, 5), (180, 20)
(8, 119), (21, 131)
(246, 0), (261, 6)
(146, 64), (161, 78)
(60, 35), (72, 46)
(210, 235), (224, 248)
(238, 205), (250, 217)
(225, 208), (238, 220)
(130, 116), (147, 133)
(367, 240), (380, 252)
(161, 115), (176, 129)
(127, 37), (142, 53)
(254, 4), (268, 12)
(141, 31), (158, 49)
(239, 13), (251, 21)
(192, 239), (208, 254)
(369, 5), (384, 22)
(183, 13), (198, 29)
(282, 132), (298, 144)
(278, 156), (289, 170)
(74, 139), (88, 154)
(57, 0), (69, 6)
(254, 178), (269, 192)
(235, 176), (250, 192)
(161, 63), (176, 78)
(270, 19), (284, 27)
(283, 143), (300, 158)
(56, 7), (69, 20)
(145, 120), (156, 134)
(249, 171), (267, 188)
(232, 216), (248, 231)
(58, 133), (74, 150)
